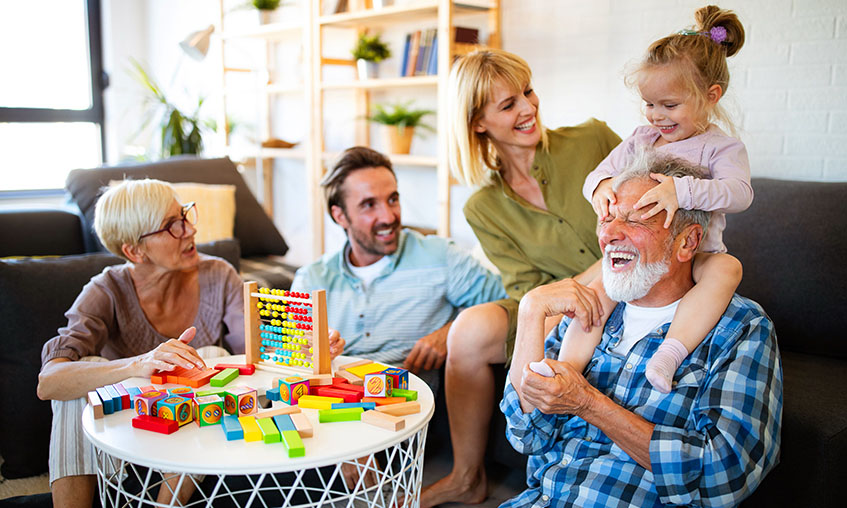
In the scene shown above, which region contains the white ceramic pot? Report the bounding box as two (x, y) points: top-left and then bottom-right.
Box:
(357, 59), (378, 80)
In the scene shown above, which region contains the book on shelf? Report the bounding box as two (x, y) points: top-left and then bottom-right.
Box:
(454, 26), (479, 45)
(426, 33), (438, 76)
(399, 33), (411, 77)
(405, 30), (421, 77)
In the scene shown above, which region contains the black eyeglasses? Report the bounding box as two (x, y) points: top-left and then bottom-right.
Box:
(138, 202), (198, 241)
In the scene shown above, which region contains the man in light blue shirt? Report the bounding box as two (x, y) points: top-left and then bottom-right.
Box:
(291, 146), (506, 378)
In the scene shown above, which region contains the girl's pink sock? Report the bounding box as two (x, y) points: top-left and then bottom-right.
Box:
(645, 338), (688, 393)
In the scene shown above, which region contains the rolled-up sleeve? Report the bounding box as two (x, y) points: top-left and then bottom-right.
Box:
(41, 280), (114, 364)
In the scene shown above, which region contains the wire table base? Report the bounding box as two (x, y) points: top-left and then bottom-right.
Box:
(93, 426), (428, 508)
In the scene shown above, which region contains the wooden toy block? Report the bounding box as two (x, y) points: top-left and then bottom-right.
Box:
(273, 414), (297, 432)
(183, 368), (218, 388)
(138, 385), (156, 393)
(223, 386), (258, 416)
(362, 396), (407, 406)
(375, 401), (421, 417)
(331, 402), (376, 410)
(381, 368), (409, 390)
(132, 415), (179, 434)
(193, 395), (224, 427)
(213, 363), (256, 375)
(361, 410), (405, 431)
(333, 370), (364, 385)
(167, 386), (195, 399)
(113, 383), (131, 410)
(256, 417), (281, 443)
(210, 368), (239, 387)
(279, 376), (310, 405)
(337, 359), (373, 372)
(364, 373), (393, 398)
(95, 387), (114, 414)
(104, 385), (123, 412)
(222, 415), (244, 441)
(280, 430), (305, 458)
(318, 407), (364, 423)
(304, 374), (333, 386)
(134, 390), (166, 417)
(347, 363), (390, 379)
(156, 396), (194, 426)
(126, 386), (142, 400)
(289, 412), (313, 438)
(392, 388), (418, 401)
(150, 372), (166, 384)
(266, 387), (280, 401)
(316, 386), (362, 403)
(334, 382), (365, 395)
(238, 416), (263, 442)
(195, 388), (224, 397)
(88, 391), (104, 419)
(255, 405), (301, 418)
(297, 395), (343, 410)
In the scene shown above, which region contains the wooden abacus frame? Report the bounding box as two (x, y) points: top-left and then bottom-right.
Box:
(243, 281), (331, 375)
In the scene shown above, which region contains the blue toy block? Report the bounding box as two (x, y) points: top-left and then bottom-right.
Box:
(272, 414), (296, 432)
(266, 387), (280, 401)
(331, 402), (376, 410)
(222, 415), (244, 441)
(95, 387), (114, 414)
(104, 385), (122, 411)
(127, 386), (142, 400)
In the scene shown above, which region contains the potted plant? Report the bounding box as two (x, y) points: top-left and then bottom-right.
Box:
(366, 101), (434, 154)
(352, 32), (391, 80)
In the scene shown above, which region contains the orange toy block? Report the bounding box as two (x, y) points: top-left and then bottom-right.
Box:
(138, 385), (156, 393)
(132, 415), (179, 434)
(375, 401), (421, 417)
(183, 368), (218, 388)
(88, 391), (104, 419)
(150, 372), (166, 384)
(361, 410), (405, 431)
(362, 396), (407, 406)
(290, 412), (313, 438)
(333, 370), (364, 385)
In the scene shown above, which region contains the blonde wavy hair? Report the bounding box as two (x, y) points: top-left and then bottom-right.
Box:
(94, 179), (178, 260)
(447, 49), (548, 187)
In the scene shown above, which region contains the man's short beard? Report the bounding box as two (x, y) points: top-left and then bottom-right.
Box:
(602, 248), (670, 302)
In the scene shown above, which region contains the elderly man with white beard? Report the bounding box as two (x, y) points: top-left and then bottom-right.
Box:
(500, 151), (783, 508)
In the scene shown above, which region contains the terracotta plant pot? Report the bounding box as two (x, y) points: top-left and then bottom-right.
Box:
(386, 126), (414, 154)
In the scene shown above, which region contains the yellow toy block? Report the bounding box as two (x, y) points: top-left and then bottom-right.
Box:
(238, 416), (263, 442)
(297, 395), (343, 410)
(346, 362), (391, 379)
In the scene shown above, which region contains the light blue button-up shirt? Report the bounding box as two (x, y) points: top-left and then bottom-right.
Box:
(291, 229), (507, 364)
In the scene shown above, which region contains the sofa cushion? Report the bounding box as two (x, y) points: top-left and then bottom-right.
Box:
(0, 207), (87, 258)
(724, 178), (847, 359)
(0, 240), (239, 478)
(65, 156), (288, 257)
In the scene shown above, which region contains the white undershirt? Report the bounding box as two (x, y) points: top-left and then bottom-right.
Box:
(346, 247), (390, 291)
(613, 299), (681, 355)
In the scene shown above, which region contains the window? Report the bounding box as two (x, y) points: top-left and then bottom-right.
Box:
(0, 0), (105, 192)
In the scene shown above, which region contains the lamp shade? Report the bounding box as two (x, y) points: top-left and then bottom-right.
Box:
(180, 25), (215, 61)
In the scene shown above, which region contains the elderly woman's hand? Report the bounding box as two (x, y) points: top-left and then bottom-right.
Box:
(132, 327), (206, 377)
(328, 328), (345, 360)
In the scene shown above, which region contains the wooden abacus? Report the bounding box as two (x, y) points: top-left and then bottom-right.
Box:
(242, 281), (331, 375)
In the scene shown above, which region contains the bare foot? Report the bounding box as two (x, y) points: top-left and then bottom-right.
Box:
(420, 469), (487, 508)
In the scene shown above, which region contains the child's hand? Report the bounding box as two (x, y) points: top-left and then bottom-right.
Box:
(635, 173), (679, 228)
(591, 178), (616, 220)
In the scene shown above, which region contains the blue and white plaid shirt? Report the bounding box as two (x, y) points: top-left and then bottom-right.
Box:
(291, 228), (507, 364)
(501, 295), (782, 508)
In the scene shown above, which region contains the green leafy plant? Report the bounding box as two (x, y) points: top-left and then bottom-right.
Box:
(129, 59), (205, 158)
(252, 0), (281, 10)
(352, 32), (391, 62)
(366, 101), (435, 134)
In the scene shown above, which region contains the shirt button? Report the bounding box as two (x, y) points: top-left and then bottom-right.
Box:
(625, 363), (633, 370)
(579, 249), (585, 254)
(585, 436), (592, 442)
(365, 332), (370, 337)
(561, 457), (570, 466)
(514, 285), (519, 290)
(558, 219), (563, 224)
(541, 179), (548, 185)
(359, 314), (364, 318)
(541, 495), (549, 501)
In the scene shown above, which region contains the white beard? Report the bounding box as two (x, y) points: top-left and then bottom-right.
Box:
(601, 247), (670, 302)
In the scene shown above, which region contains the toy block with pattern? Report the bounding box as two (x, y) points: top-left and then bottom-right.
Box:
(167, 386), (195, 399)
(375, 401), (421, 417)
(318, 407), (364, 423)
(266, 386), (280, 401)
(210, 368), (239, 387)
(272, 414), (297, 432)
(213, 363), (256, 375)
(297, 395), (343, 410)
(135, 390), (166, 417)
(279, 376), (310, 405)
(113, 383), (131, 409)
(222, 415), (244, 441)
(381, 368), (409, 390)
(280, 430), (305, 458)
(223, 386), (258, 416)
(364, 373), (393, 398)
(347, 362), (390, 379)
(289, 412), (313, 438)
(331, 402), (376, 410)
(256, 417), (281, 444)
(362, 396), (406, 406)
(392, 388), (418, 401)
(361, 410), (405, 431)
(156, 396), (194, 427)
(238, 416), (263, 442)
(333, 369), (364, 385)
(88, 391), (104, 419)
(132, 415), (179, 435)
(316, 385), (362, 403)
(193, 395), (224, 427)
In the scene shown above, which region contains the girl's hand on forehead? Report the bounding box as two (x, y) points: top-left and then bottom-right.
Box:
(634, 173), (679, 229)
(591, 178), (616, 221)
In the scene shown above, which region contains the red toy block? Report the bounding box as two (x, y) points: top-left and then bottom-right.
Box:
(113, 383), (131, 410)
(132, 415), (179, 434)
(334, 382), (365, 395)
(213, 363), (256, 375)
(362, 396), (407, 406)
(316, 386), (362, 403)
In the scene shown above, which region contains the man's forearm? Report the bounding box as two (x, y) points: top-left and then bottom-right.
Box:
(582, 391), (655, 471)
(510, 297), (548, 412)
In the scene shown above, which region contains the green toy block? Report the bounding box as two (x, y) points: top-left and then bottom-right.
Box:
(281, 430), (305, 458)
(196, 388), (224, 397)
(210, 368), (239, 387)
(256, 417), (281, 444)
(318, 407), (364, 423)
(392, 388), (418, 401)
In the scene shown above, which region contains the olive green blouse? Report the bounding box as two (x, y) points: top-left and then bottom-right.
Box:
(463, 118), (621, 354)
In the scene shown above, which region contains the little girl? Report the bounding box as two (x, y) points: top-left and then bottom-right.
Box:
(558, 5), (752, 393)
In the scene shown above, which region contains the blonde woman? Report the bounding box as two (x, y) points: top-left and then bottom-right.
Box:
(421, 49), (619, 507)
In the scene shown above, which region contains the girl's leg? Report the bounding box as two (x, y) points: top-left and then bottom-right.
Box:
(645, 252), (742, 392)
(557, 277), (615, 371)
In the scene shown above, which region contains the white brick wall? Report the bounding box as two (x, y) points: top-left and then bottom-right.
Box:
(503, 0), (847, 182)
